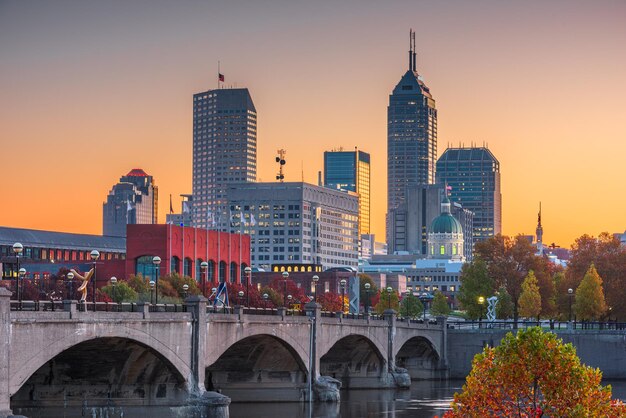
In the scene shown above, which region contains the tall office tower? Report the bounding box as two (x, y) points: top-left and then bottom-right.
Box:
(387, 30), (438, 219)
(192, 88), (257, 228)
(226, 182), (359, 271)
(103, 169), (158, 237)
(324, 149), (371, 236)
(436, 147), (502, 242)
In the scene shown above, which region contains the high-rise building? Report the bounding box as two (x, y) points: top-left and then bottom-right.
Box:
(226, 182), (359, 271)
(387, 30), (438, 219)
(436, 147), (502, 242)
(324, 149), (371, 236)
(102, 169), (158, 237)
(192, 88), (257, 228)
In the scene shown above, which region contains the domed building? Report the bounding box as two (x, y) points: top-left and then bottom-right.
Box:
(428, 194), (464, 261)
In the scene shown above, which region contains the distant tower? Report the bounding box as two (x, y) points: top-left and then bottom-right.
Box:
(536, 202), (544, 256)
(324, 148), (371, 236)
(192, 87), (257, 228)
(387, 30), (437, 244)
(103, 169), (158, 237)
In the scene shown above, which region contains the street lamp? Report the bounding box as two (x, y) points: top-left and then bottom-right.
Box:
(67, 271), (75, 300)
(149, 280), (155, 305)
(238, 290), (244, 307)
(244, 266), (252, 307)
(287, 294), (293, 310)
(282, 271), (289, 307)
(568, 288), (574, 322)
(364, 282), (371, 314)
(312, 275), (319, 303)
(403, 290), (411, 317)
(340, 279), (347, 313)
(18, 268), (26, 307)
(12, 242), (23, 302)
(90, 250), (100, 309)
(182, 284), (189, 300)
(478, 296), (485, 327)
(263, 292), (269, 310)
(200, 261), (209, 297)
(386, 286), (393, 310)
(110, 276), (117, 307)
(420, 292), (428, 321)
(152, 256), (161, 304)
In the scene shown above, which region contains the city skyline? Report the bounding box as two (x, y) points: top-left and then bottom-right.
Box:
(1, 1), (625, 248)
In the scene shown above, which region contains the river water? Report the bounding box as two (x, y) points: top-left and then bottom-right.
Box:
(14, 380), (626, 418)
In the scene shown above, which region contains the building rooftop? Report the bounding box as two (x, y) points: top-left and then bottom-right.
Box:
(0, 226), (126, 252)
(125, 168), (149, 177)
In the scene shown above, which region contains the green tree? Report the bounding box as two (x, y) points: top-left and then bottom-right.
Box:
(374, 289), (399, 314)
(126, 274), (150, 294)
(399, 292), (423, 318)
(495, 286), (513, 319)
(574, 264), (607, 321)
(161, 273), (201, 299)
(444, 327), (626, 417)
(359, 273), (378, 309)
(518, 271), (542, 320)
(457, 260), (494, 319)
(100, 281), (138, 303)
(430, 291), (450, 316)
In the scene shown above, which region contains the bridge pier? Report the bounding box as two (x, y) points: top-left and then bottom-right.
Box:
(0, 289), (12, 418)
(384, 310), (410, 388)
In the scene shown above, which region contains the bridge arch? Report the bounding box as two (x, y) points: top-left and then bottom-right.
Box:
(206, 333), (308, 402)
(319, 333), (387, 389)
(10, 325), (191, 396)
(394, 335), (443, 380)
(10, 336), (189, 410)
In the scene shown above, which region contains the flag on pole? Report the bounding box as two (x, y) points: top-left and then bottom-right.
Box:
(250, 214), (256, 226)
(126, 200), (133, 212)
(239, 211), (245, 225)
(218, 73), (225, 82)
(183, 201), (190, 213)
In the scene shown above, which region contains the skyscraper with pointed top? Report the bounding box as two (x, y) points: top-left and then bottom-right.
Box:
(387, 30), (438, 242)
(536, 202), (543, 255)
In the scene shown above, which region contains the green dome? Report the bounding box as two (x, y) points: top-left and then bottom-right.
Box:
(430, 213), (463, 234)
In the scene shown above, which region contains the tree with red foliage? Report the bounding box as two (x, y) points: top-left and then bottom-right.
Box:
(268, 277), (307, 307)
(318, 292), (343, 312)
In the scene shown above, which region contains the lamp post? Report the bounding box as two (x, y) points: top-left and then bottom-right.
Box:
(312, 275), (319, 303)
(364, 282), (371, 314)
(244, 267), (252, 307)
(90, 250), (100, 309)
(263, 292), (269, 310)
(200, 261), (208, 297)
(568, 288), (574, 322)
(282, 271), (289, 307)
(421, 276), (431, 293)
(386, 286), (393, 310)
(419, 292), (428, 321)
(478, 296), (485, 328)
(183, 284), (189, 300)
(152, 256), (161, 305)
(238, 290), (244, 307)
(110, 276), (117, 308)
(149, 280), (155, 305)
(403, 290), (411, 317)
(211, 287), (217, 311)
(287, 294), (293, 310)
(340, 279), (347, 313)
(67, 271), (74, 300)
(13, 242), (23, 302)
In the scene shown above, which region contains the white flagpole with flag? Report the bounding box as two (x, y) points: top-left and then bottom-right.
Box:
(239, 211), (245, 282)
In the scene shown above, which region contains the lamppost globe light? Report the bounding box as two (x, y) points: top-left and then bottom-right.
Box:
(67, 272), (74, 280)
(387, 287), (392, 293)
(149, 280), (155, 288)
(478, 296), (485, 304)
(287, 294), (292, 301)
(364, 282), (370, 290)
(12, 242), (23, 254)
(244, 266), (252, 274)
(211, 287), (217, 294)
(18, 268), (26, 276)
(182, 284), (189, 291)
(282, 271), (289, 279)
(568, 288), (573, 294)
(238, 290), (244, 297)
(152, 256), (162, 265)
(312, 275), (319, 283)
(90, 250), (100, 261)
(340, 279), (346, 287)
(110, 277), (117, 284)
(201, 261), (208, 270)
(263, 293), (269, 299)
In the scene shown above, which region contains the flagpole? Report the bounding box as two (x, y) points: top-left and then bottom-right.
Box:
(194, 206), (197, 281)
(217, 211), (221, 284)
(169, 194), (173, 275)
(239, 215), (243, 284)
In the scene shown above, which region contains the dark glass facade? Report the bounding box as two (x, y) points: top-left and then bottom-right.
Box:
(436, 147), (502, 242)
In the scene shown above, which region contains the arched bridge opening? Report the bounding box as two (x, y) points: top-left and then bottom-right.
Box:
(11, 337), (187, 414)
(320, 335), (386, 389)
(396, 336), (444, 380)
(206, 334), (308, 402)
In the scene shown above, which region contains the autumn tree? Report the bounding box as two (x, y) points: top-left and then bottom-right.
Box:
(518, 271), (541, 320)
(374, 289), (399, 314)
(399, 292), (423, 318)
(318, 291), (342, 312)
(567, 233), (626, 319)
(444, 327), (626, 417)
(496, 286), (513, 319)
(359, 273), (378, 310)
(457, 260), (494, 319)
(574, 264), (607, 321)
(100, 281), (138, 303)
(430, 291), (450, 316)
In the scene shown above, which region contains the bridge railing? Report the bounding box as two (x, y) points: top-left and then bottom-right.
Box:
(9, 300), (188, 313)
(447, 320), (626, 331)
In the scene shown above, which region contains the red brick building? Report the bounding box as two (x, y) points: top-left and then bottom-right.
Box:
(126, 224), (250, 284)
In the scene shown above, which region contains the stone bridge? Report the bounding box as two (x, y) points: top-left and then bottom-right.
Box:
(0, 288), (446, 416)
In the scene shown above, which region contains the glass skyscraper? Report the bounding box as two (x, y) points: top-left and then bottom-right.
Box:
(387, 30), (438, 217)
(436, 147), (502, 242)
(192, 88), (257, 228)
(324, 149), (371, 236)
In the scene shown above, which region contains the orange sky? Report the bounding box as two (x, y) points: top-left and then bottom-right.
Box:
(1, 1), (625, 249)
